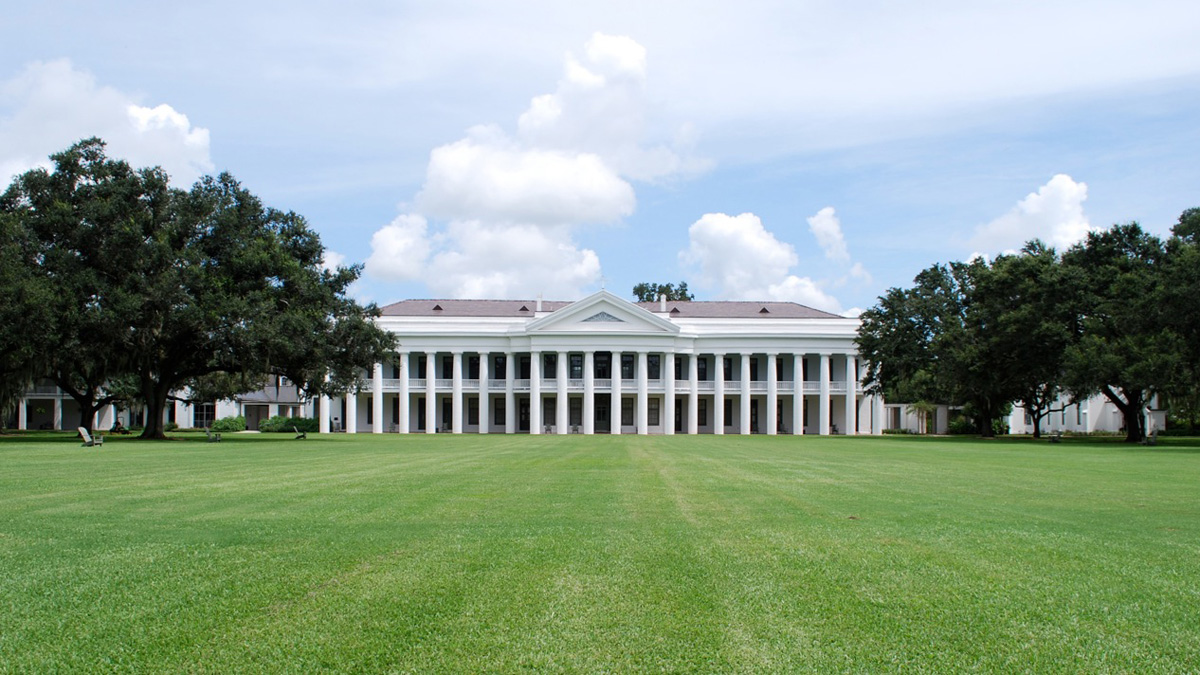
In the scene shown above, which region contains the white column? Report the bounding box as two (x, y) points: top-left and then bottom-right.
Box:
(425, 353), (437, 434)
(557, 351), (569, 434)
(740, 353), (751, 435)
(767, 353), (778, 436)
(346, 390), (358, 433)
(714, 353), (725, 435)
(845, 355), (858, 435)
(819, 353), (831, 435)
(583, 351), (595, 435)
(478, 352), (490, 434)
(319, 392), (331, 433)
(530, 350), (542, 434)
(637, 351), (649, 435)
(451, 351), (463, 433)
(398, 352), (410, 434)
(872, 394), (884, 435)
(372, 363), (384, 434)
(17, 397), (27, 430)
(53, 397), (62, 431)
(664, 351), (676, 435)
(688, 354), (699, 434)
(505, 352), (515, 434)
(611, 353), (622, 435)
(793, 354), (804, 435)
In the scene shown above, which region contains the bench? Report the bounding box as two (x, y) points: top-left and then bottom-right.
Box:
(79, 427), (104, 448)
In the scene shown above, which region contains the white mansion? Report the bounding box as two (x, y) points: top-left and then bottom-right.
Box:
(320, 291), (881, 436)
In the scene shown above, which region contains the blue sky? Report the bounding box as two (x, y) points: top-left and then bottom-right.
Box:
(3, 1), (1199, 314)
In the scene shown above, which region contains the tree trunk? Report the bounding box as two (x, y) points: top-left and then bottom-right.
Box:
(139, 379), (172, 440)
(1102, 386), (1144, 443)
(1032, 416), (1041, 439)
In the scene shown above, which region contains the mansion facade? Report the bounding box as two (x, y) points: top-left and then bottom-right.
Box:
(7, 291), (883, 436)
(321, 291), (882, 436)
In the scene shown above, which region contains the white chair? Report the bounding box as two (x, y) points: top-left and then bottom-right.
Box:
(78, 427), (104, 448)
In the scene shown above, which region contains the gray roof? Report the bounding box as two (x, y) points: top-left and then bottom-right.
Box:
(379, 298), (844, 319)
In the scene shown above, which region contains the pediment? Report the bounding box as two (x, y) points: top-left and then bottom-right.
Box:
(526, 291), (679, 334)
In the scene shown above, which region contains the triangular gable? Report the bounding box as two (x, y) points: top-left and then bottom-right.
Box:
(526, 290), (679, 334)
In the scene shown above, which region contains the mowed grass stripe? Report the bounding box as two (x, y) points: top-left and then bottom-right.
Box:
(0, 433), (1197, 672)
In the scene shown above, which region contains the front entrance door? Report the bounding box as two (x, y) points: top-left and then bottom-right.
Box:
(595, 398), (610, 433)
(518, 398), (530, 432)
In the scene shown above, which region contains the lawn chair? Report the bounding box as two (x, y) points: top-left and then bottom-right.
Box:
(78, 427), (104, 448)
(1049, 431), (1063, 443)
(1140, 429), (1158, 446)
(292, 425), (307, 440)
(205, 427), (222, 443)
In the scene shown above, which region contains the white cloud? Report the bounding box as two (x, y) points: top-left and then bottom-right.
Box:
(680, 212), (841, 312)
(971, 174), (1093, 252)
(365, 214), (431, 281)
(416, 130), (635, 226)
(320, 250), (347, 273)
(425, 221), (600, 299)
(0, 59), (213, 184)
(368, 32), (702, 300)
(807, 206), (850, 262)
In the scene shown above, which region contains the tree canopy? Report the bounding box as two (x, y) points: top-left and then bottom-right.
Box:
(0, 139), (396, 437)
(859, 215), (1197, 442)
(632, 281), (694, 303)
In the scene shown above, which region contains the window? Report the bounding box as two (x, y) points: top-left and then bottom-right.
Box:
(519, 356), (531, 379)
(545, 353), (557, 377)
(724, 357), (733, 381)
(493, 355), (507, 379)
(570, 354), (583, 378)
(392, 363), (401, 379)
(698, 399), (708, 426)
(570, 397), (582, 426)
(416, 397), (426, 430)
(621, 398), (633, 425)
(1076, 404), (1082, 426)
(442, 399), (452, 430)
(649, 398), (660, 426)
(468, 356), (479, 380)
(621, 353), (635, 379)
(750, 357), (759, 381)
(724, 399), (733, 427)
(698, 358), (708, 381)
(648, 355), (660, 380)
(442, 355), (452, 379)
(675, 356), (685, 380)
(393, 397), (400, 425)
(494, 398), (506, 424)
(468, 398), (479, 425)
(193, 402), (215, 429)
(417, 357), (427, 379)
(366, 396), (373, 425)
(595, 353), (611, 378)
(776, 357), (784, 382)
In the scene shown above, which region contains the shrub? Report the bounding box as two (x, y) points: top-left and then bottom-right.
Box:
(259, 415), (319, 433)
(947, 415), (975, 435)
(211, 415), (246, 433)
(164, 422), (179, 432)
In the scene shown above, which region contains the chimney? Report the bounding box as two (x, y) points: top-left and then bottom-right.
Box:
(659, 293), (667, 312)
(536, 294), (543, 312)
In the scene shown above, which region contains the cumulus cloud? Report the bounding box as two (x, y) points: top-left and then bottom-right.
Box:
(807, 206), (850, 262)
(368, 33), (701, 299)
(320, 250), (347, 273)
(365, 214), (431, 281)
(680, 212), (841, 312)
(0, 59), (213, 184)
(416, 129), (634, 226)
(971, 174), (1093, 252)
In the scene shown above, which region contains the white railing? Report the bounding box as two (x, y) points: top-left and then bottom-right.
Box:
(696, 381), (715, 392)
(436, 378), (453, 389)
(513, 379), (530, 391)
(749, 382), (768, 392)
(488, 379), (505, 391)
(568, 378), (585, 389)
(777, 382), (794, 393)
(411, 378), (427, 389)
(463, 379), (479, 391)
(593, 378), (612, 390)
(802, 382), (820, 393)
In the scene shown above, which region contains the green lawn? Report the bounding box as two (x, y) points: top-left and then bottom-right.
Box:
(1, 432), (1197, 673)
